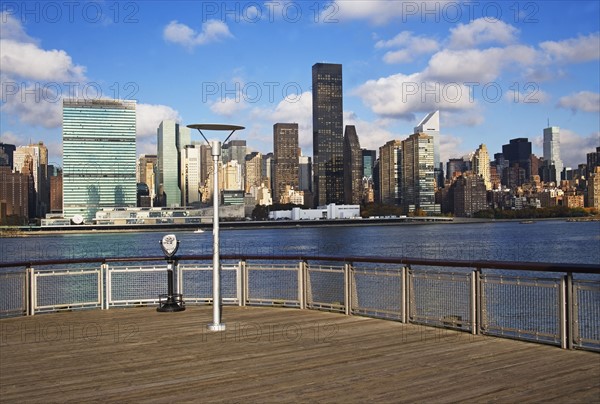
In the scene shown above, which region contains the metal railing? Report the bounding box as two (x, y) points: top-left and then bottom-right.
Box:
(1, 255), (598, 351)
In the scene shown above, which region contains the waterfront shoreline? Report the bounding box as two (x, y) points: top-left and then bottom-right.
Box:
(2, 216), (597, 237)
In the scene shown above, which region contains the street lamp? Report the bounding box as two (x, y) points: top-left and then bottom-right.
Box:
(187, 124), (245, 332)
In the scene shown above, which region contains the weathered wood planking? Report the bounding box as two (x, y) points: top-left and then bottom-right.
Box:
(1, 306), (598, 403)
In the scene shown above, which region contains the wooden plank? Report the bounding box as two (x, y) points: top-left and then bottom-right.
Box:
(1, 306), (598, 403)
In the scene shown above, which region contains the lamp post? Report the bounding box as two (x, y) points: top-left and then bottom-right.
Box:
(187, 124), (245, 332)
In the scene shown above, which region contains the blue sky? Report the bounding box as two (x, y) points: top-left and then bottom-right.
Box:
(1, 1), (599, 169)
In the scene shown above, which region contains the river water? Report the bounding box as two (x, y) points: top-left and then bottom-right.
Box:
(1, 220), (599, 265)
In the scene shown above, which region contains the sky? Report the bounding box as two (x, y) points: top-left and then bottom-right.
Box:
(1, 0), (599, 170)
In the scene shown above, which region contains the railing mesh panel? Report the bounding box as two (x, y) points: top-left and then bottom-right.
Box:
(35, 270), (100, 310)
(409, 269), (472, 330)
(247, 265), (298, 306)
(0, 271), (26, 317)
(109, 267), (165, 304)
(307, 265), (344, 312)
(180, 265), (238, 302)
(573, 280), (600, 350)
(481, 274), (561, 344)
(352, 267), (403, 319)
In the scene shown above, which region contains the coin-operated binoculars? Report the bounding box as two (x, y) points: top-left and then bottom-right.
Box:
(157, 234), (185, 312)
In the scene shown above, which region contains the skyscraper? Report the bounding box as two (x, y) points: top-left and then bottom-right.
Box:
(362, 149), (377, 179)
(379, 140), (402, 205)
(262, 152), (274, 190)
(0, 166), (30, 224)
(180, 145), (202, 206)
(63, 99), (136, 222)
(402, 133), (440, 214)
(222, 140), (247, 190)
(157, 120), (190, 207)
(137, 154), (157, 205)
(273, 123), (299, 203)
(312, 62), (344, 206)
(245, 152), (262, 193)
(501, 138), (532, 187)
(414, 111), (441, 186)
(543, 126), (563, 182)
(471, 144), (491, 190)
(587, 147), (600, 171)
(453, 173), (488, 217)
(298, 155), (312, 192)
(13, 142), (49, 217)
(0, 143), (16, 167)
(343, 125), (362, 205)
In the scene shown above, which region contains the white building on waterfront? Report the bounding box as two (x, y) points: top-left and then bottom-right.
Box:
(269, 203), (360, 221)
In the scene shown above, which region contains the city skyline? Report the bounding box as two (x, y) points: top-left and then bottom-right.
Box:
(0, 1), (599, 170)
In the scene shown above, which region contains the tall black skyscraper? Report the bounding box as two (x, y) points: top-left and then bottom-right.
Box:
(502, 138), (533, 182)
(343, 125), (362, 205)
(312, 63), (344, 206)
(0, 143), (16, 168)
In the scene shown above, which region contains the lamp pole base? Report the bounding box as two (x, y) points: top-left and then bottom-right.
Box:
(207, 323), (226, 332)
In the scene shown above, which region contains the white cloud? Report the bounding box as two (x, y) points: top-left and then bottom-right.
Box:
(272, 93), (313, 150)
(0, 130), (24, 145)
(375, 31), (439, 64)
(559, 129), (599, 168)
(424, 45), (537, 83)
(540, 33), (600, 63)
(0, 83), (62, 128)
(448, 18), (519, 49)
(353, 72), (478, 121)
(504, 87), (550, 104)
(0, 40), (86, 82)
(0, 11), (37, 43)
(136, 104), (182, 139)
(440, 133), (468, 163)
(210, 96), (248, 117)
(557, 91), (600, 113)
(344, 111), (397, 151)
(163, 19), (233, 49)
(321, 0), (452, 25)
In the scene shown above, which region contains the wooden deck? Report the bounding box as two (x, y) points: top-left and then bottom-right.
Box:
(1, 306), (599, 403)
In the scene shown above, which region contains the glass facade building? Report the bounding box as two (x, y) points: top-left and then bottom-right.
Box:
(273, 123), (299, 203)
(402, 133), (440, 214)
(312, 63), (344, 206)
(62, 99), (137, 222)
(157, 120), (190, 207)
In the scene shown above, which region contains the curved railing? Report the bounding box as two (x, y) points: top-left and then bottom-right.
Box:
(1, 255), (599, 351)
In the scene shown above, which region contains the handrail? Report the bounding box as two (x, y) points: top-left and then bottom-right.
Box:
(1, 254), (599, 274)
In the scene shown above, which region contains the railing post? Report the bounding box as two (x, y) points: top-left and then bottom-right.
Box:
(298, 260), (306, 310)
(471, 268), (480, 335)
(238, 260), (246, 307)
(344, 262), (352, 316)
(100, 263), (107, 310)
(401, 265), (407, 323)
(176, 261), (182, 296)
(565, 272), (574, 349)
(26, 266), (33, 316)
(404, 265), (411, 324)
(28, 266), (35, 316)
(106, 263), (111, 309)
(244, 259), (250, 307)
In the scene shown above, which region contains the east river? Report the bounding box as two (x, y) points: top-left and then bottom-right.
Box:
(1, 220), (599, 266)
